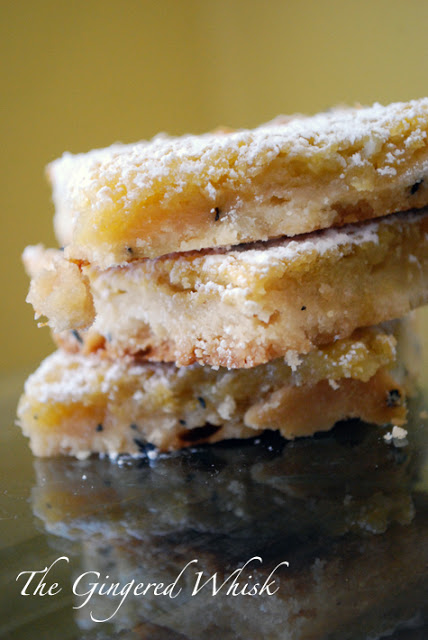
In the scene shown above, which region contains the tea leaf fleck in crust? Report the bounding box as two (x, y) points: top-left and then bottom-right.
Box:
(410, 179), (424, 194)
(386, 388), (401, 407)
(71, 329), (83, 344)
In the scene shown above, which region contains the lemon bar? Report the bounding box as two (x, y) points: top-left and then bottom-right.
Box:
(48, 99), (428, 267)
(24, 210), (428, 368)
(17, 321), (409, 456)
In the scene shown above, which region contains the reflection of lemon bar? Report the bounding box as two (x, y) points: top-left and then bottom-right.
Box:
(70, 505), (428, 639)
(31, 420), (428, 637)
(48, 99), (428, 267)
(32, 454), (428, 639)
(17, 322), (410, 456)
(32, 418), (419, 541)
(25, 210), (428, 368)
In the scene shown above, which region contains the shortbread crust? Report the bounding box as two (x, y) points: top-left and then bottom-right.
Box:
(48, 99), (428, 266)
(17, 321), (408, 456)
(24, 210), (428, 368)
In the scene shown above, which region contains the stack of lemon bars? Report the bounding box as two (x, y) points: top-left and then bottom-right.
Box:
(18, 98), (428, 458)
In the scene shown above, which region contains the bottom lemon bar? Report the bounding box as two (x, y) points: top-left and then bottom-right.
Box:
(17, 320), (414, 457)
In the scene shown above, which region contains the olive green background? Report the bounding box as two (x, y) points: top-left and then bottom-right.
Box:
(2, 0), (428, 373)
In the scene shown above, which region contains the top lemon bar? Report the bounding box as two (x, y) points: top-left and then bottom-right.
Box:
(49, 99), (428, 267)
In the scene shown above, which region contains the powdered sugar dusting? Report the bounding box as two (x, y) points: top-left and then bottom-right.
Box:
(236, 220), (380, 265)
(199, 209), (426, 268)
(23, 351), (153, 403)
(49, 98), (428, 215)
